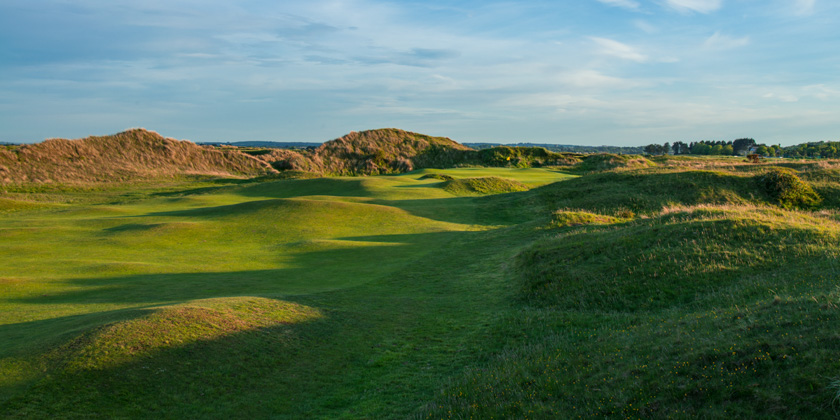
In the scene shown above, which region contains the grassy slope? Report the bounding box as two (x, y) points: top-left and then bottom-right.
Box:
(2, 159), (839, 418)
(0, 168), (567, 418)
(422, 158), (840, 419)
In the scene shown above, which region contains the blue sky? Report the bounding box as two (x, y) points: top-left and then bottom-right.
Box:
(1, 0), (839, 145)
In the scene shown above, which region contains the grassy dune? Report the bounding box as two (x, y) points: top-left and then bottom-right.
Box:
(1, 160), (839, 418)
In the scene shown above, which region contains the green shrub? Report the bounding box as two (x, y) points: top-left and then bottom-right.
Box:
(757, 168), (822, 209)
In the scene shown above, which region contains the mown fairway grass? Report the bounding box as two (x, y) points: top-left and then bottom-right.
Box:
(2, 161), (840, 418)
(0, 168), (568, 418)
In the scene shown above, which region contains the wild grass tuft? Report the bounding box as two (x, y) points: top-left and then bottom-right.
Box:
(756, 167), (823, 209)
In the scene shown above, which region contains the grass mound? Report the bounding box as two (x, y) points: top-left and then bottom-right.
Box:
(0, 197), (57, 213)
(419, 173), (455, 181)
(536, 170), (757, 216)
(757, 167), (822, 209)
(52, 297), (321, 372)
(518, 205), (838, 311)
(576, 153), (653, 172)
(550, 210), (625, 228)
(442, 177), (529, 195)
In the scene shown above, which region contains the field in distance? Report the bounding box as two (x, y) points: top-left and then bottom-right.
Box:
(1, 156), (840, 418)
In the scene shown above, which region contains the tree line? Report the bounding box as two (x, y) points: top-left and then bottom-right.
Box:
(643, 138), (787, 157)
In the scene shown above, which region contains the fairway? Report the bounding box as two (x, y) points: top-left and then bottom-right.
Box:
(0, 168), (570, 418)
(3, 160), (840, 418)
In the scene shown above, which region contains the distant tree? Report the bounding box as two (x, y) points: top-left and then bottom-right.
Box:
(672, 141), (688, 155)
(722, 145), (734, 155)
(691, 142), (711, 155)
(644, 144), (670, 155)
(733, 138), (757, 155)
(755, 145), (770, 157)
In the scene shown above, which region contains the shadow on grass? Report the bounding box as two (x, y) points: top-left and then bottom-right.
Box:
(132, 187), (541, 227)
(232, 177), (374, 199)
(0, 225), (521, 418)
(0, 307), (345, 418)
(9, 230), (469, 308)
(0, 307), (160, 359)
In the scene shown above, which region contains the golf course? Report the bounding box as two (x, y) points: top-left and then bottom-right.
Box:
(1, 134), (840, 418)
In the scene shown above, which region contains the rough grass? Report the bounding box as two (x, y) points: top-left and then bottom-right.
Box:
(549, 209), (626, 228)
(420, 161), (840, 419)
(575, 153), (653, 172)
(756, 167), (822, 209)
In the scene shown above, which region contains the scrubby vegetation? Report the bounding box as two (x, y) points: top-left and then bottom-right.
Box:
(2, 133), (840, 418)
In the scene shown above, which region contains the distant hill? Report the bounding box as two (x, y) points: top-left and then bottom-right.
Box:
(265, 129), (585, 176)
(0, 127), (647, 183)
(200, 141), (322, 149)
(311, 128), (473, 175)
(0, 129), (275, 184)
(464, 142), (644, 154)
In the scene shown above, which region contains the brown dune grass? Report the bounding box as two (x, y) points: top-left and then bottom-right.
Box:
(0, 129), (276, 184)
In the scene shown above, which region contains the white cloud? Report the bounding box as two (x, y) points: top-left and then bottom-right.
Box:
(793, 0), (816, 16)
(589, 37), (648, 62)
(664, 0), (723, 14)
(803, 84), (840, 100)
(763, 92), (799, 102)
(634, 20), (659, 34)
(703, 32), (750, 49)
(595, 0), (640, 10)
(562, 70), (641, 88)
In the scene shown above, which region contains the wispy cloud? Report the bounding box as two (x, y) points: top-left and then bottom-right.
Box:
(763, 92), (799, 103)
(589, 37), (648, 62)
(560, 69), (644, 89)
(664, 0), (723, 14)
(595, 0), (640, 10)
(703, 32), (750, 50)
(634, 20), (659, 34)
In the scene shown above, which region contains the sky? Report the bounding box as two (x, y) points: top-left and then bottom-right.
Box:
(1, 0), (839, 146)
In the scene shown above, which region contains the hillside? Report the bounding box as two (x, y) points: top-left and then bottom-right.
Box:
(308, 128), (473, 175)
(0, 128), (613, 182)
(264, 128), (583, 175)
(0, 129), (275, 184)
